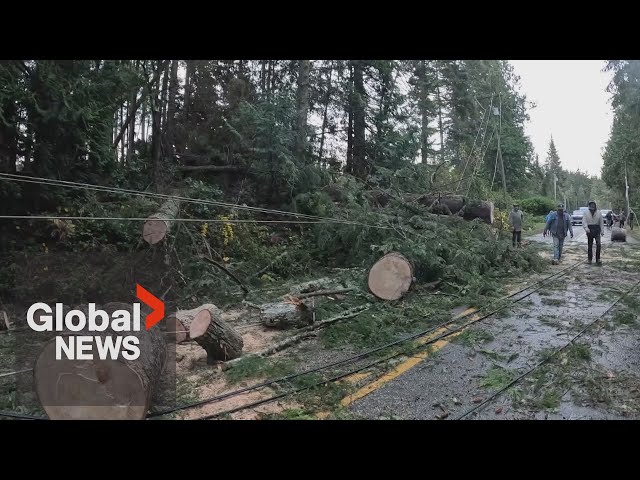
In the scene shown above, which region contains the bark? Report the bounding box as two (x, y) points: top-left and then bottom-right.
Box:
(352, 60), (367, 179)
(142, 197), (180, 245)
(294, 60), (311, 162)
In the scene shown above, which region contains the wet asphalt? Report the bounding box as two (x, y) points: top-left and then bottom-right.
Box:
(346, 228), (640, 420)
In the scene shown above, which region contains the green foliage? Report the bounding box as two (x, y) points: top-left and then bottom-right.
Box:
(519, 196), (556, 215)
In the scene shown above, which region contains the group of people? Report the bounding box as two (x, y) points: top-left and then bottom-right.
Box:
(508, 201), (625, 266)
(604, 209), (634, 229)
(541, 202), (604, 265)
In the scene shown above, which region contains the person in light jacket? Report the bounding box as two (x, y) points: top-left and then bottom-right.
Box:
(582, 200), (604, 266)
(508, 203), (524, 248)
(544, 203), (573, 265)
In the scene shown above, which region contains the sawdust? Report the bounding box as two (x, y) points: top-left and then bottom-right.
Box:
(241, 326), (281, 353)
(171, 307), (302, 419)
(177, 375), (299, 420)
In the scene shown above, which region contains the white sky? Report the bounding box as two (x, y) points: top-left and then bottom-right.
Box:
(509, 60), (614, 178)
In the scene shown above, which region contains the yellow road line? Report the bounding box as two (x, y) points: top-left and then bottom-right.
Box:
(332, 307), (481, 411)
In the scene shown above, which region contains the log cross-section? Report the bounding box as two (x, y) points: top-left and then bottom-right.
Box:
(143, 198), (181, 245)
(33, 302), (167, 420)
(368, 252), (414, 301)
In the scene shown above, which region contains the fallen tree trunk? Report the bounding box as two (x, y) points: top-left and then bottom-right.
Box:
(167, 304), (243, 363)
(224, 306), (369, 368)
(143, 197), (181, 245)
(414, 195), (494, 224)
(611, 227), (627, 242)
(366, 191), (494, 224)
(260, 301), (313, 329)
(368, 252), (414, 301)
(33, 302), (167, 420)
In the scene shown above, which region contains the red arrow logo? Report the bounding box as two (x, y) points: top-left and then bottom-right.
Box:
(136, 284), (164, 330)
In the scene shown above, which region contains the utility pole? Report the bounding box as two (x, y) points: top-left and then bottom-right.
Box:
(625, 161), (631, 219)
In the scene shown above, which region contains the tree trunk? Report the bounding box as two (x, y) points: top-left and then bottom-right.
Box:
(611, 227), (626, 242)
(0, 99), (17, 173)
(318, 63), (333, 165)
(414, 194), (494, 224)
(346, 63), (354, 174)
(168, 304), (243, 363)
(33, 302), (167, 420)
(160, 61), (170, 130)
(142, 197), (180, 245)
(184, 60), (193, 117)
(352, 60), (367, 179)
(120, 105), (125, 161)
(417, 60), (432, 164)
(294, 60), (311, 162)
(166, 60), (179, 158)
(260, 301), (314, 329)
(127, 93), (136, 164)
(435, 64), (445, 164)
(368, 252), (414, 301)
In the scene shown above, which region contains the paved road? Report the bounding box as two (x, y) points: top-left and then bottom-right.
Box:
(344, 230), (640, 420)
(527, 225), (638, 247)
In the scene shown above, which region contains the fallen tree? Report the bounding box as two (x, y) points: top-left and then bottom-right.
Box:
(414, 195), (494, 224)
(166, 304), (243, 363)
(260, 301), (314, 329)
(368, 252), (414, 301)
(142, 197), (181, 245)
(33, 302), (167, 420)
(611, 227), (627, 242)
(365, 190), (494, 224)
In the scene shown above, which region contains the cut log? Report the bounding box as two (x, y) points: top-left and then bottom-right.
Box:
(611, 227), (627, 242)
(186, 304), (243, 364)
(260, 301), (313, 329)
(368, 252), (414, 301)
(414, 195), (494, 224)
(165, 315), (189, 343)
(143, 197), (180, 245)
(33, 302), (167, 420)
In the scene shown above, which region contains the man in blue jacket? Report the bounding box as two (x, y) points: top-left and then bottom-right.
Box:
(543, 203), (574, 265)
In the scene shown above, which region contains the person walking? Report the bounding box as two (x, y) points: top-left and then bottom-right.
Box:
(629, 210), (635, 230)
(582, 200), (604, 266)
(605, 210), (613, 229)
(508, 203), (524, 248)
(543, 203), (574, 265)
(620, 210), (627, 228)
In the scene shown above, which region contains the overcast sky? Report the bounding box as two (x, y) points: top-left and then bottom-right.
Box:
(509, 60), (614, 178)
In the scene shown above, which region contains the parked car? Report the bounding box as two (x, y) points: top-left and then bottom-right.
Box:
(571, 209), (584, 225)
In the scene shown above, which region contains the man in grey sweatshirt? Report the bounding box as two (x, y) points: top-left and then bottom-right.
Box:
(508, 203), (525, 248)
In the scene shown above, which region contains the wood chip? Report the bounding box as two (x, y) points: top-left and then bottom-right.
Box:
(495, 407), (503, 414)
(472, 396), (484, 404)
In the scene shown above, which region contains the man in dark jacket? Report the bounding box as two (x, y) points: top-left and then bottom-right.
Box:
(544, 203), (574, 265)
